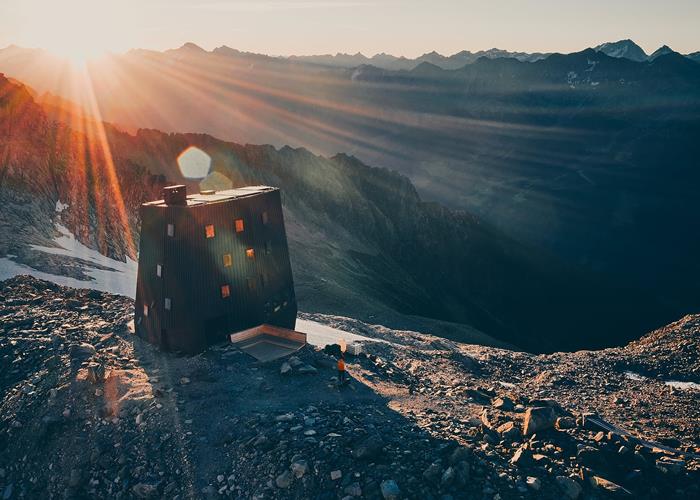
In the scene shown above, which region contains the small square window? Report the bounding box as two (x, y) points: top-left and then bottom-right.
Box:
(223, 253), (232, 267)
(167, 224), (174, 237)
(235, 218), (245, 233)
(265, 241), (272, 255)
(205, 224), (215, 238)
(261, 211), (269, 225)
(246, 248), (255, 260)
(247, 277), (256, 291)
(164, 298), (171, 310)
(156, 264), (162, 277)
(220, 284), (230, 298)
(143, 304), (149, 317)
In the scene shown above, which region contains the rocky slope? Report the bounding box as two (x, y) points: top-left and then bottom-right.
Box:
(1, 276), (699, 499)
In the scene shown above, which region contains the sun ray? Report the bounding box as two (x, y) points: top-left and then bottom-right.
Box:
(74, 66), (137, 259)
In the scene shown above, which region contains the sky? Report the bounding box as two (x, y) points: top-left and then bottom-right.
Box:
(1, 0), (699, 60)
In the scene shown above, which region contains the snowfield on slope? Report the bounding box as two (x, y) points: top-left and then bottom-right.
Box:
(0, 223), (137, 298)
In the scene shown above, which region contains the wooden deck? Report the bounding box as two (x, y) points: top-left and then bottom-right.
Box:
(230, 324), (307, 362)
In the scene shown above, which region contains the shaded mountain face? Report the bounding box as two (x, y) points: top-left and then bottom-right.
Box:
(594, 39), (648, 62)
(649, 44), (676, 60)
(0, 73), (674, 352)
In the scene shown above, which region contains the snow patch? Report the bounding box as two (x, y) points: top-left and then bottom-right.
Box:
(0, 223), (137, 298)
(296, 318), (387, 348)
(55, 200), (69, 213)
(665, 380), (700, 391)
(624, 370), (699, 390)
(624, 370), (646, 381)
(497, 381), (516, 389)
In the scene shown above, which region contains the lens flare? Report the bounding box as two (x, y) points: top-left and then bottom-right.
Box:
(177, 146), (211, 179)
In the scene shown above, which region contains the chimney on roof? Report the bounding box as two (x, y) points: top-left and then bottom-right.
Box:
(163, 185), (187, 205)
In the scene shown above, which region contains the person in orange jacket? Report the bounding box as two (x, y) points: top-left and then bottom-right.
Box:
(337, 354), (348, 386)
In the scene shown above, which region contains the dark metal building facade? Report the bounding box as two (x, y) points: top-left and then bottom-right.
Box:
(134, 185), (297, 353)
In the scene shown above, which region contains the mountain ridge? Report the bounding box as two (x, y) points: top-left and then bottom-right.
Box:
(5, 39), (697, 73)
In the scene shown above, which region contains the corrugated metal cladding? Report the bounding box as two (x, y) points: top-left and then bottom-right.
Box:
(134, 186), (297, 354)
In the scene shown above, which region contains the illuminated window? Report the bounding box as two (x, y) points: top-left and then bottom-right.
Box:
(246, 248), (255, 260)
(156, 264), (162, 277)
(247, 277), (256, 291)
(261, 211), (269, 225)
(167, 224), (174, 237)
(205, 224), (215, 238)
(143, 304), (149, 317)
(265, 241), (272, 255)
(220, 285), (230, 298)
(235, 218), (245, 233)
(164, 298), (171, 310)
(223, 253), (232, 267)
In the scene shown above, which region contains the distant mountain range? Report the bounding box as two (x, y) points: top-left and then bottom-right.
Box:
(132, 40), (700, 70)
(0, 39), (697, 76)
(1, 39), (699, 351)
(291, 40), (700, 69)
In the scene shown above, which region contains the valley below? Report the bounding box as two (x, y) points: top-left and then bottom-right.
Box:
(1, 275), (698, 499)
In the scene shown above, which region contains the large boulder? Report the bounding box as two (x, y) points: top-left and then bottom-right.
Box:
(577, 446), (606, 469)
(590, 476), (632, 496)
(497, 421), (521, 441)
(380, 479), (401, 500)
(556, 476), (582, 499)
(523, 407), (557, 435)
(275, 471), (293, 488)
(511, 445), (533, 466)
(352, 434), (385, 460)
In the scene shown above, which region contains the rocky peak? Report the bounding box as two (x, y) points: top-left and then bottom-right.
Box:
(179, 42), (206, 52)
(649, 44), (676, 60)
(594, 39), (648, 62)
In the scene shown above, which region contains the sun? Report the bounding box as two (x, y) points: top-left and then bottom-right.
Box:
(50, 40), (108, 66)
(25, 0), (121, 66)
